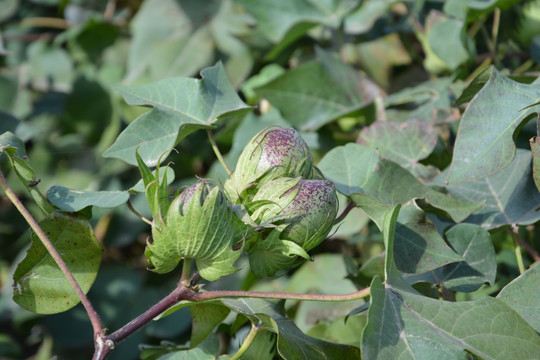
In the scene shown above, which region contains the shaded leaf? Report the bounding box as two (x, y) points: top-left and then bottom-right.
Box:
(361, 206), (540, 360)
(446, 67), (540, 184)
(12, 213), (103, 314)
(47, 186), (129, 212)
(497, 262), (540, 332)
(220, 298), (360, 360)
(357, 119), (439, 179)
(530, 135), (540, 193)
(454, 66), (493, 106)
(406, 223), (497, 292)
(384, 77), (462, 123)
(189, 303), (230, 348)
(104, 63), (250, 166)
(394, 220), (463, 274)
(147, 334), (219, 360)
(446, 149), (540, 229)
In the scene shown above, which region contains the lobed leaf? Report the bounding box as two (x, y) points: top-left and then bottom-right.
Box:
(446, 149), (540, 229)
(104, 63), (250, 166)
(361, 206), (540, 360)
(446, 67), (540, 184)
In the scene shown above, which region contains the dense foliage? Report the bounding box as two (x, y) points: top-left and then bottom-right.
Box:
(1, 0), (540, 359)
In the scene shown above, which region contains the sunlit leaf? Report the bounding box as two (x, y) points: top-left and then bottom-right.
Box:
(104, 63), (250, 166)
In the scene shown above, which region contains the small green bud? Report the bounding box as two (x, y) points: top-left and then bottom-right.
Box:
(226, 127), (313, 203)
(247, 178), (338, 277)
(146, 181), (244, 281)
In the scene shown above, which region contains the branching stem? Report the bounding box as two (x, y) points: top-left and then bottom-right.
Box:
(0, 169), (103, 338)
(207, 130), (232, 176)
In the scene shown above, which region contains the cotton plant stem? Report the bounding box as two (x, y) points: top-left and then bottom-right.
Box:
(92, 281), (370, 359)
(126, 199), (152, 225)
(511, 227), (526, 274)
(94, 286), (192, 360)
(180, 258), (192, 286)
(193, 287), (371, 302)
(335, 201), (356, 224)
(230, 323), (262, 360)
(207, 130), (232, 176)
(0, 169), (103, 337)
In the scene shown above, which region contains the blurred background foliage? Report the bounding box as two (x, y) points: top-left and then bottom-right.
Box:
(1, 0), (540, 359)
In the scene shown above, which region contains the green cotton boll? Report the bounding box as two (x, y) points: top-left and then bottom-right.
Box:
(225, 127), (313, 203)
(247, 178), (338, 277)
(146, 181), (246, 281)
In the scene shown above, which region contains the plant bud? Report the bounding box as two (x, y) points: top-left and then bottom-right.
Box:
(247, 178), (338, 277)
(226, 127), (313, 203)
(147, 181), (245, 281)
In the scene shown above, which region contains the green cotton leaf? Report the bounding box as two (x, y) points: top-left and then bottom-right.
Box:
(256, 50), (378, 131)
(0, 131), (26, 158)
(248, 233), (311, 278)
(497, 262), (540, 333)
(219, 298), (360, 360)
(0, 132), (53, 215)
(446, 149), (540, 229)
(236, 0), (358, 44)
(394, 220), (463, 274)
(130, 166), (175, 193)
(147, 184), (244, 281)
(362, 276), (540, 360)
(446, 67), (540, 184)
(319, 143), (482, 229)
(357, 118), (439, 180)
(134, 149), (171, 219)
(530, 135), (540, 193)
(427, 16), (469, 70)
(361, 206), (540, 360)
(12, 213), (103, 314)
(104, 63), (250, 166)
(47, 186), (129, 212)
(454, 66), (493, 106)
(141, 333), (219, 360)
(237, 329), (276, 360)
(384, 77), (461, 123)
(344, 0), (398, 34)
(189, 303), (230, 348)
(405, 223), (497, 292)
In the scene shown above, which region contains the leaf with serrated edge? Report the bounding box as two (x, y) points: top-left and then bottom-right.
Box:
(104, 63), (250, 166)
(447, 67), (540, 184)
(13, 213), (103, 314)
